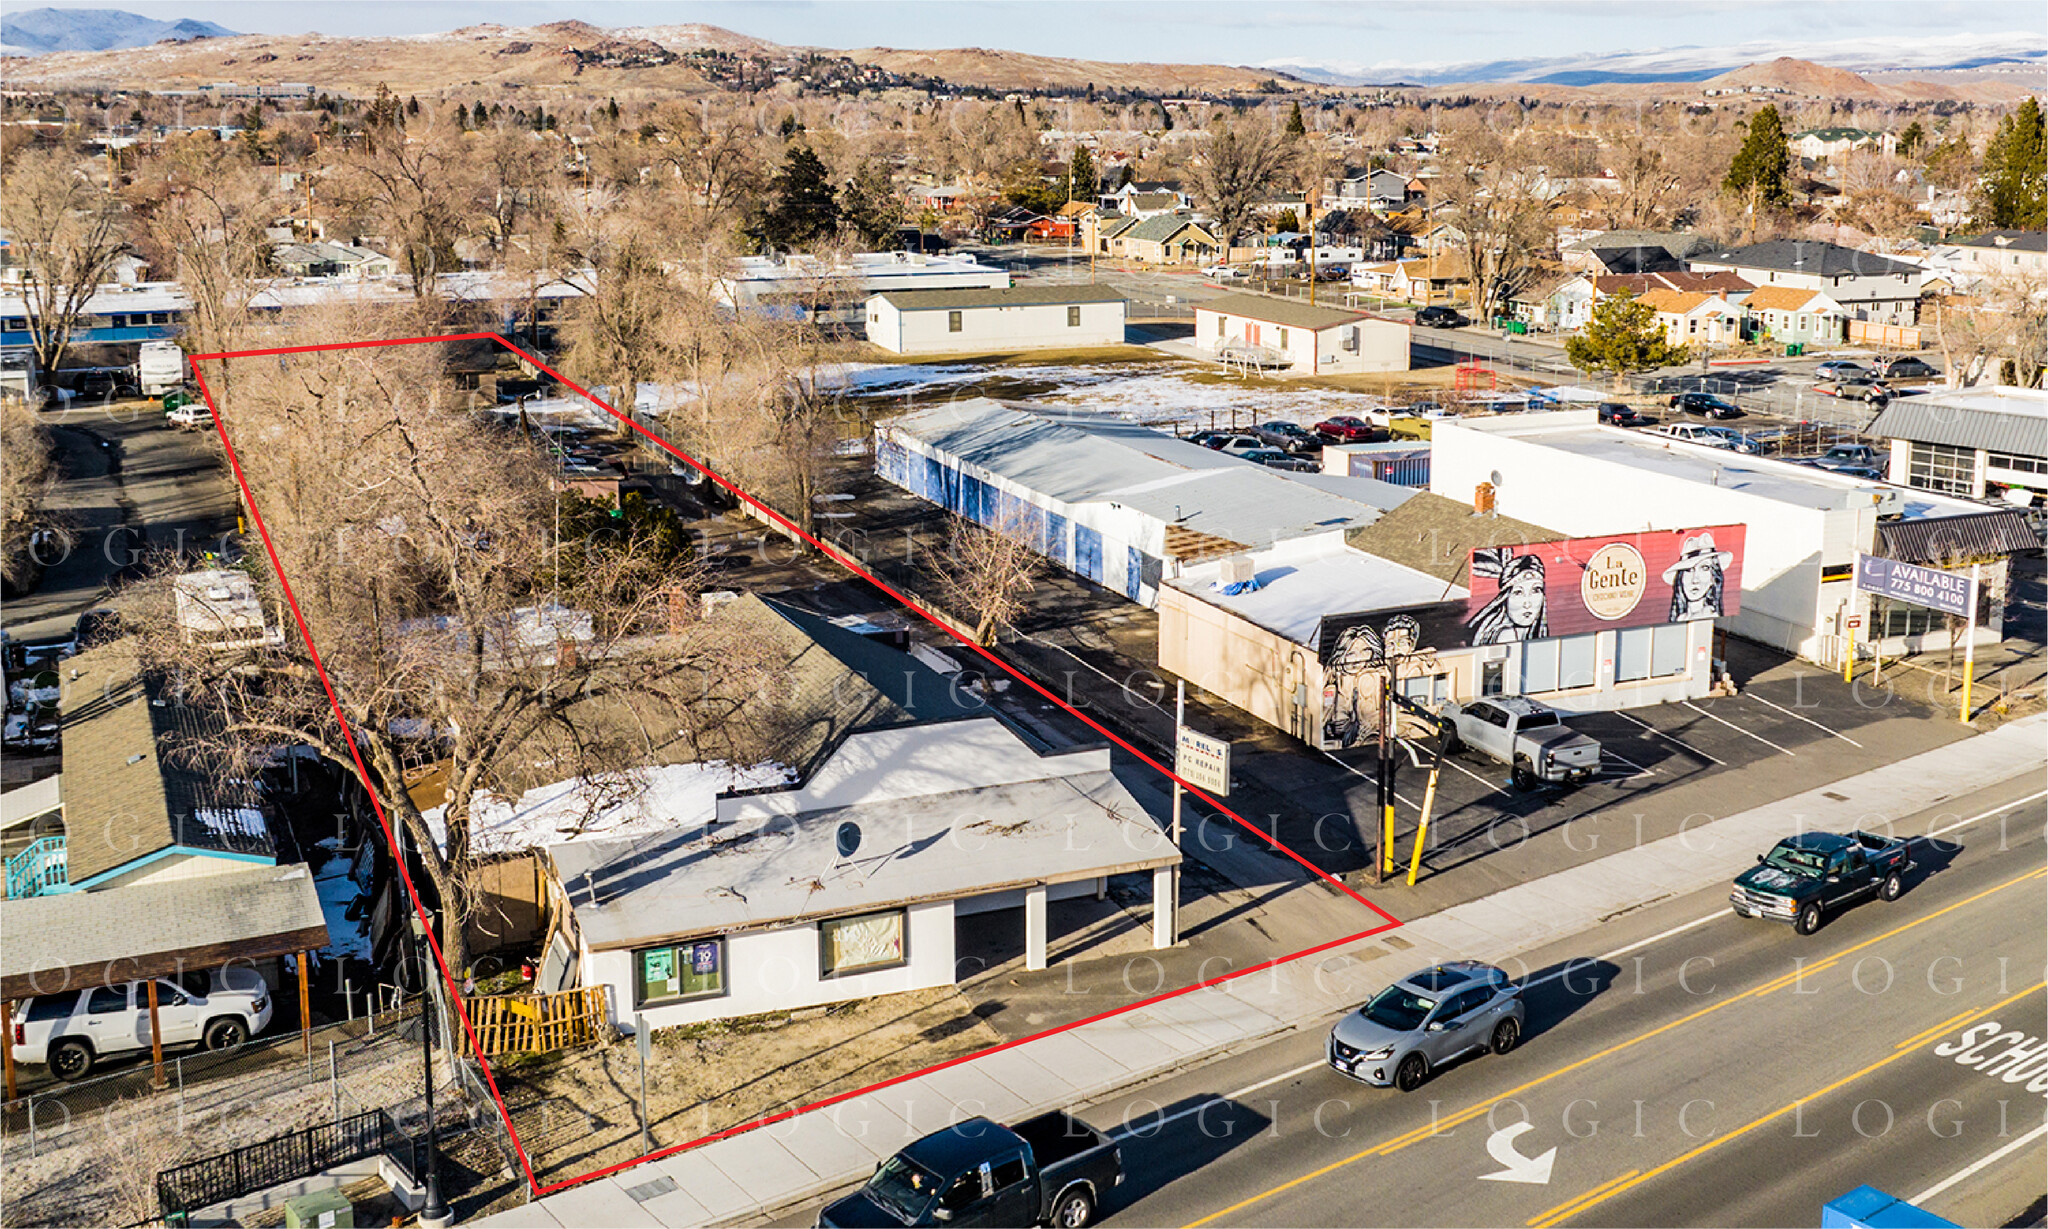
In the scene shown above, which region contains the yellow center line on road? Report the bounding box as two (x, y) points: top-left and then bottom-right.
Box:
(1532, 980), (2047, 1228)
(1180, 864), (2046, 1229)
(1894, 1009), (1979, 1051)
(1528, 1169), (1641, 1226)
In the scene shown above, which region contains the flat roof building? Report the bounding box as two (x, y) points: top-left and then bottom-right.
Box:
(1867, 387), (2048, 508)
(865, 285), (1127, 355)
(1430, 410), (2033, 657)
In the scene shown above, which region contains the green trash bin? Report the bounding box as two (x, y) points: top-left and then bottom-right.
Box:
(1786, 342), (1804, 357)
(281, 1187), (355, 1229)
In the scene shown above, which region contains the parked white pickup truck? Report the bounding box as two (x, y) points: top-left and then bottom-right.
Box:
(10, 966), (272, 1080)
(1442, 696), (1602, 789)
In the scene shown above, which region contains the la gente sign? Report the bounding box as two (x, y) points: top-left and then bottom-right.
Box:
(1581, 542), (1648, 621)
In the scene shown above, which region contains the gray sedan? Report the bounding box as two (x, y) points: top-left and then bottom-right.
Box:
(1327, 961), (1524, 1091)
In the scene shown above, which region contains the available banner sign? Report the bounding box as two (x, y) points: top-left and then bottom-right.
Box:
(1854, 554), (1975, 618)
(1464, 525), (1747, 645)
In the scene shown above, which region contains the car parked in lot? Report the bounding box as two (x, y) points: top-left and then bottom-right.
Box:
(11, 967), (272, 1080)
(1813, 360), (1867, 380)
(1596, 402), (1656, 428)
(1200, 265), (1242, 281)
(1871, 355), (1940, 381)
(1250, 420), (1322, 453)
(1189, 431), (1260, 452)
(1650, 422), (1763, 454)
(1668, 391), (1744, 419)
(166, 404), (212, 430)
(1815, 377), (1891, 402)
(1211, 435), (1269, 456)
(1314, 415), (1389, 443)
(1810, 443), (1882, 471)
(1414, 306), (1469, 328)
(1328, 961), (1524, 1092)
(1730, 831), (1913, 936)
(1241, 447), (1319, 473)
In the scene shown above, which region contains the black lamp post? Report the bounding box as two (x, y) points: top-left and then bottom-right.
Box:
(411, 911), (453, 1228)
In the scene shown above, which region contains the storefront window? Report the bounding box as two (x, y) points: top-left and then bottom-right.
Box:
(634, 938), (726, 1007)
(1520, 634), (1599, 693)
(819, 910), (907, 978)
(1616, 625), (1691, 682)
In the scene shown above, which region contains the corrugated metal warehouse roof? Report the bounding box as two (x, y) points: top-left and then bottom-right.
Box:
(1868, 388), (2048, 458)
(880, 399), (1414, 549)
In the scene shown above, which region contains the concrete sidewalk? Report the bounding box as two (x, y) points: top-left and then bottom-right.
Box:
(475, 713), (2045, 1228)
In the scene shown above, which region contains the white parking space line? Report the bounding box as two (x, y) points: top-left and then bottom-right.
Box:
(1396, 739), (1506, 792)
(1611, 710), (1727, 766)
(1600, 750), (1657, 778)
(1683, 701), (1797, 757)
(1908, 1122), (2048, 1205)
(1743, 692), (1865, 748)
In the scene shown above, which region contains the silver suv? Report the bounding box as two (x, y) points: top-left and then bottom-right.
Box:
(1328, 961), (1524, 1091)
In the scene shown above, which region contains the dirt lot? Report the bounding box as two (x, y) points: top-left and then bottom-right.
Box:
(491, 985), (1006, 1189)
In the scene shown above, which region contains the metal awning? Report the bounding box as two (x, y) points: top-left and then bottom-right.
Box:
(1877, 510), (2041, 565)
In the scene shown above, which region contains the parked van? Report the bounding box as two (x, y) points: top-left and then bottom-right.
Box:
(10, 966), (272, 1080)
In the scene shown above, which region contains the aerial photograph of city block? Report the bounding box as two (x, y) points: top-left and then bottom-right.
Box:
(0, 0), (2043, 1226)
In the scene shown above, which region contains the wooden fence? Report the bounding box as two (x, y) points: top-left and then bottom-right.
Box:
(1848, 319), (1924, 350)
(467, 986), (609, 1057)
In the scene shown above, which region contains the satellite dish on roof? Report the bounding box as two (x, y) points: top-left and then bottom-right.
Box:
(836, 821), (862, 859)
(1489, 469), (1504, 488)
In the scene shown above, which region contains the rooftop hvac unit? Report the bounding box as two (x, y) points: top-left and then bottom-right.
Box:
(1218, 555), (1256, 587)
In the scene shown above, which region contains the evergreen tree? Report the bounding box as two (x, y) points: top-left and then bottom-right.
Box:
(607, 97), (621, 124)
(1897, 120), (1927, 157)
(476, 97), (490, 125)
(758, 145), (842, 250)
(454, 102), (469, 129)
(532, 104), (547, 133)
(1066, 145), (1097, 203)
(1723, 104), (1791, 206)
(1976, 98), (2046, 230)
(406, 95), (420, 117)
(1565, 291), (1686, 388)
(1286, 101), (1307, 137)
(841, 159), (906, 247)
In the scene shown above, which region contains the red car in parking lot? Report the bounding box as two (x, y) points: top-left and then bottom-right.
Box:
(1315, 415), (1389, 443)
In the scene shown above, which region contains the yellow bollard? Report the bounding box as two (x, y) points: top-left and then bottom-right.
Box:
(1407, 765), (1441, 886)
(1843, 620), (1855, 684)
(1382, 803), (1397, 877)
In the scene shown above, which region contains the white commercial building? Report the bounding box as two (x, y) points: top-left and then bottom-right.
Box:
(877, 399), (1414, 607)
(1191, 293), (1411, 375)
(718, 251), (1010, 324)
(551, 719), (1178, 1031)
(864, 285), (1127, 354)
(1868, 387), (2048, 507)
(1430, 410), (2031, 658)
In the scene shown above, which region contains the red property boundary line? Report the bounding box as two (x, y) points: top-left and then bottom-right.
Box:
(186, 331), (1405, 1201)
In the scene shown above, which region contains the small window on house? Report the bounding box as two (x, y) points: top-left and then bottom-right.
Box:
(1217, 315), (1226, 337)
(1067, 305), (1081, 327)
(948, 311), (963, 333)
(1277, 327), (1289, 349)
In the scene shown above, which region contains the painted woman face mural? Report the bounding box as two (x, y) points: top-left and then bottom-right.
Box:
(1664, 532), (1733, 621)
(1468, 549), (1549, 644)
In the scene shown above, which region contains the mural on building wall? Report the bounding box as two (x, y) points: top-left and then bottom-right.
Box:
(1464, 525), (1746, 639)
(1320, 613), (1441, 748)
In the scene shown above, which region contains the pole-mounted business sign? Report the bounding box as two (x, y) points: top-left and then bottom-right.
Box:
(1175, 725), (1231, 796)
(1853, 554), (1975, 619)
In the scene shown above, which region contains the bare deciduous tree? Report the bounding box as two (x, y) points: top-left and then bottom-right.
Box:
(1, 145), (133, 375)
(323, 125), (472, 299)
(1, 398), (55, 588)
(1191, 120), (1297, 249)
(130, 307), (747, 975)
(932, 514), (1042, 646)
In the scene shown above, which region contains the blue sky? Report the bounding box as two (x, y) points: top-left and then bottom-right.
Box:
(32, 0), (2048, 68)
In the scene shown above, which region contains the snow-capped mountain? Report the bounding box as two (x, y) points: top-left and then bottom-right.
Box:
(1266, 32), (2047, 86)
(0, 7), (237, 56)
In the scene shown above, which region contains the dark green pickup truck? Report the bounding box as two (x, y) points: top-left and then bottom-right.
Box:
(1730, 831), (1913, 936)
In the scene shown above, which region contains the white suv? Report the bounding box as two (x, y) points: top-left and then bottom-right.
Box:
(11, 967), (272, 1080)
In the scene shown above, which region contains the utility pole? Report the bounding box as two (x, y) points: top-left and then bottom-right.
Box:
(1375, 669), (1395, 881)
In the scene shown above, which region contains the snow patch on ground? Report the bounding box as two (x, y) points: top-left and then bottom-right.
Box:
(426, 760), (794, 854)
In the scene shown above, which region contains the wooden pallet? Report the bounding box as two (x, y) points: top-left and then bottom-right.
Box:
(468, 986), (608, 1056)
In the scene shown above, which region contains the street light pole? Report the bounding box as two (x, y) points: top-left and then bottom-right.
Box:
(412, 914), (452, 1228)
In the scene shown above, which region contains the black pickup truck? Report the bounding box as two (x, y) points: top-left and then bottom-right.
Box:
(820, 1112), (1121, 1228)
(1730, 831), (1913, 935)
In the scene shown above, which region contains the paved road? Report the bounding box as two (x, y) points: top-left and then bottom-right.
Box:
(771, 775), (2046, 1229)
(3, 399), (240, 641)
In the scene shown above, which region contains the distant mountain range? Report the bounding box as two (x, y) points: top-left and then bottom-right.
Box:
(1263, 32), (2047, 86)
(0, 7), (236, 55)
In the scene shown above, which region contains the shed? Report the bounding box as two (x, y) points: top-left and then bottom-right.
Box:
(865, 285), (1128, 355)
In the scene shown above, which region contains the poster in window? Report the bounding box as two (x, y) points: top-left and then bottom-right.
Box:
(822, 911), (905, 976)
(641, 948), (677, 1001)
(689, 941), (720, 977)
